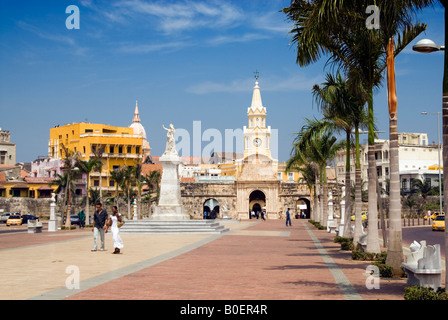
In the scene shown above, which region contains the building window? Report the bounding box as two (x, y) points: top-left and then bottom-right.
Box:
(93, 180), (99, 187)
(402, 179), (407, 190)
(109, 180), (115, 187)
(136, 147), (140, 154)
(118, 147), (123, 154)
(127, 146), (132, 154)
(110, 146), (114, 154)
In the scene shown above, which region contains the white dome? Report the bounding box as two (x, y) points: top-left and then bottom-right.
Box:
(130, 122), (147, 140)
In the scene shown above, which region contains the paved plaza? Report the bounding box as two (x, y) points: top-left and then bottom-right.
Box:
(1, 219), (434, 303)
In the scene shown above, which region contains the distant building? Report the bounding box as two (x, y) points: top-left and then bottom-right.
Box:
(0, 128), (16, 165)
(335, 132), (443, 194)
(43, 105), (148, 197)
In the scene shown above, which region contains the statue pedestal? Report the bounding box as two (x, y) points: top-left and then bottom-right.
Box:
(48, 197), (58, 232)
(150, 153), (189, 221)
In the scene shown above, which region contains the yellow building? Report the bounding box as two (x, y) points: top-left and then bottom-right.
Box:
(48, 121), (144, 197)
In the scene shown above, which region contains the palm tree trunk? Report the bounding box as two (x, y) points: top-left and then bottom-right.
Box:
(366, 93), (380, 254)
(384, 37), (403, 274)
(386, 120), (404, 273)
(343, 130), (352, 237)
(321, 168), (329, 227)
(354, 126), (363, 244)
(314, 174), (320, 222)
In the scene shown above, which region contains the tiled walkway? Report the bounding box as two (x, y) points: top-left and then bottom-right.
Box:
(0, 219), (410, 301)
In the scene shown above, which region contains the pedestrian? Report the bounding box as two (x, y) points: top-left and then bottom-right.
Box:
(261, 210), (266, 221)
(78, 210), (85, 229)
(285, 208), (292, 227)
(106, 206), (124, 254)
(92, 202), (108, 252)
(203, 211), (207, 220)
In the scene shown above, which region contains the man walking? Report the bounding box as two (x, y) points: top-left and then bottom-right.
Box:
(78, 210), (85, 229)
(92, 202), (108, 251)
(285, 208), (292, 227)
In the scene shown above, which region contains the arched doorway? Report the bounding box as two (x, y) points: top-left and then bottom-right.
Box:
(296, 198), (311, 219)
(203, 198), (220, 219)
(249, 190), (266, 219)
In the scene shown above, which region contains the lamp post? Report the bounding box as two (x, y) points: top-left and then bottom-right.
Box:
(421, 111), (443, 218)
(412, 3), (447, 288)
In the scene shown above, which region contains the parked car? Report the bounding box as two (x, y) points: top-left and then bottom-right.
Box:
(432, 215), (445, 231)
(0, 213), (11, 223)
(425, 211), (445, 220)
(351, 211), (368, 221)
(63, 214), (80, 226)
(21, 214), (38, 224)
(6, 215), (23, 226)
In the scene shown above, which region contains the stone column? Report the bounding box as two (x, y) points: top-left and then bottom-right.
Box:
(48, 193), (58, 232)
(339, 187), (346, 236)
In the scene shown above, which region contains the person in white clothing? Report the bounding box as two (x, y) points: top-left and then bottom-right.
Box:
(106, 206), (124, 254)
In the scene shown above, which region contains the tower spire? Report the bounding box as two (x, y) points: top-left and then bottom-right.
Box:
(250, 73), (264, 113)
(133, 100), (141, 123)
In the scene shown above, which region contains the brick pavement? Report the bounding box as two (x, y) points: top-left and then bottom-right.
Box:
(59, 220), (408, 301)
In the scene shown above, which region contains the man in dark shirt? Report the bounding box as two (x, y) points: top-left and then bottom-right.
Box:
(92, 202), (108, 251)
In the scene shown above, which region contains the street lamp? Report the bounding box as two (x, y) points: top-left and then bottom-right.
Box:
(421, 111), (443, 218)
(412, 39), (445, 53)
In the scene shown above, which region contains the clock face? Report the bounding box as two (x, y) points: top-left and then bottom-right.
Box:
(253, 138), (262, 147)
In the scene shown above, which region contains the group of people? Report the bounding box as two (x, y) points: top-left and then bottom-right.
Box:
(90, 202), (124, 254)
(250, 210), (266, 221)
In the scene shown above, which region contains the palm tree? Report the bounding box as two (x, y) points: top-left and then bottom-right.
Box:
(283, 1), (384, 253)
(50, 172), (75, 220)
(75, 157), (103, 226)
(120, 165), (136, 219)
(312, 72), (369, 238)
(110, 167), (126, 208)
(283, 0), (433, 257)
(286, 153), (318, 221)
(374, 0), (432, 273)
(290, 118), (345, 226)
(59, 144), (81, 229)
(145, 169), (162, 204)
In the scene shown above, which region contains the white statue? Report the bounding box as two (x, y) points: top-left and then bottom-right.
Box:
(162, 124), (177, 155)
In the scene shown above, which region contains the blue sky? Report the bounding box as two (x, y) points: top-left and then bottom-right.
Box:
(0, 0), (445, 163)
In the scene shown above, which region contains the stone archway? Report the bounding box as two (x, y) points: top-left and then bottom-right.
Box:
(249, 190), (266, 219)
(203, 198), (220, 219)
(296, 198), (311, 219)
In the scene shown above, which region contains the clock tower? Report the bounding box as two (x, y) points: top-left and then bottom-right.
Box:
(243, 75), (272, 160)
(235, 73), (280, 220)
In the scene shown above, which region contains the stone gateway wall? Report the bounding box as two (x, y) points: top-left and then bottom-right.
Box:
(180, 181), (237, 219)
(0, 198), (53, 218)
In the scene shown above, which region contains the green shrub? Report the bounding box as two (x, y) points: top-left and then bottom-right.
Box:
(404, 286), (448, 300)
(371, 261), (393, 278)
(352, 250), (387, 262)
(308, 220), (326, 230)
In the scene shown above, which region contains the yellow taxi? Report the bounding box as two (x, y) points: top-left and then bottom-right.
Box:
(432, 215), (445, 231)
(351, 211), (368, 221)
(6, 215), (23, 226)
(425, 211), (445, 220)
